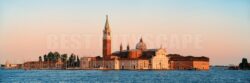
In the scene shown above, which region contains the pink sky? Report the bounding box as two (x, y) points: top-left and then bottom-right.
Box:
(0, 0), (250, 65)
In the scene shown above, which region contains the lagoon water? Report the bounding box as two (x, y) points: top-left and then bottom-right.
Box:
(0, 67), (249, 83)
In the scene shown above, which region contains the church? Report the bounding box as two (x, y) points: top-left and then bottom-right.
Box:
(80, 15), (209, 70)
(80, 15), (169, 70)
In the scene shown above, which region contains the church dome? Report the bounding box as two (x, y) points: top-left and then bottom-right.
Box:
(136, 38), (147, 50)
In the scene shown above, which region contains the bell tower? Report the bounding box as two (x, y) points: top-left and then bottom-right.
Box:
(103, 15), (111, 59)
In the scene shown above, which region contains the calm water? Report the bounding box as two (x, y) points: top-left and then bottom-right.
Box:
(0, 67), (249, 83)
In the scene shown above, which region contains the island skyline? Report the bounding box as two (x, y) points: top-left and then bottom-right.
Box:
(0, 0), (250, 65)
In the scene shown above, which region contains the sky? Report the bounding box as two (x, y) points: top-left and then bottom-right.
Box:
(0, 0), (249, 65)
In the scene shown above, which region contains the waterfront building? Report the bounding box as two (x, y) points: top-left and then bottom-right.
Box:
(23, 59), (63, 70)
(90, 58), (120, 70)
(119, 59), (149, 70)
(168, 54), (209, 70)
(80, 57), (93, 69)
(150, 48), (169, 69)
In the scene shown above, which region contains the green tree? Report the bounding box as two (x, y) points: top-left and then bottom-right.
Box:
(68, 54), (75, 67)
(54, 51), (60, 61)
(39, 56), (42, 62)
(61, 54), (68, 62)
(52, 53), (56, 61)
(67, 54), (79, 67)
(48, 52), (54, 61)
(73, 55), (76, 67)
(77, 56), (80, 67)
(239, 58), (249, 70)
(43, 54), (48, 62)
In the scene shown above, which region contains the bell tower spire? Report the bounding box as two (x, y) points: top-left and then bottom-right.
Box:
(103, 15), (112, 59)
(105, 15), (110, 31)
(103, 15), (111, 39)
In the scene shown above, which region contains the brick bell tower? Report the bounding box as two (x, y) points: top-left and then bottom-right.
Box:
(103, 15), (111, 59)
